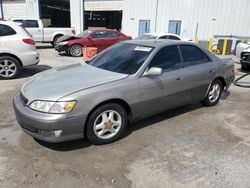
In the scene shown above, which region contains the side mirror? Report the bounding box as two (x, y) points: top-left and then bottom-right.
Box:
(143, 67), (163, 77)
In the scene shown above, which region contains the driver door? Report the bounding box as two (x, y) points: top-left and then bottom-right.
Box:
(139, 45), (188, 117)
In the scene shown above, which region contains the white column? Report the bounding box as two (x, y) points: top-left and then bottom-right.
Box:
(26, 0), (40, 18)
(70, 0), (84, 34)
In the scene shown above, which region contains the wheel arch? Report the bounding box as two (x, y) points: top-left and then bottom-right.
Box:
(214, 77), (227, 89)
(84, 98), (133, 136)
(0, 53), (23, 66)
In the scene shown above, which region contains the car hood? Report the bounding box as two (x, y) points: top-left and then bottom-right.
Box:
(21, 63), (128, 103)
(57, 35), (80, 43)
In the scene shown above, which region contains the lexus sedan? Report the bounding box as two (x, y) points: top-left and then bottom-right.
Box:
(55, 29), (132, 57)
(14, 40), (235, 145)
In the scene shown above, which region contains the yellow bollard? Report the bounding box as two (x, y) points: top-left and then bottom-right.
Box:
(222, 39), (228, 56)
(208, 37), (213, 52)
(194, 36), (199, 44)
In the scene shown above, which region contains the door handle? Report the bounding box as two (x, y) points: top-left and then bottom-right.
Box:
(209, 70), (215, 73)
(176, 77), (183, 80)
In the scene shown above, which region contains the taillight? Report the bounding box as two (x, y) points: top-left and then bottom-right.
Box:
(72, 30), (75, 35)
(22, 39), (35, 45)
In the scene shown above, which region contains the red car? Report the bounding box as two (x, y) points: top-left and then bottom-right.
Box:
(55, 29), (132, 57)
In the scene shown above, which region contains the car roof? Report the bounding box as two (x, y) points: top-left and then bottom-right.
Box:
(143, 32), (180, 37)
(123, 39), (192, 48)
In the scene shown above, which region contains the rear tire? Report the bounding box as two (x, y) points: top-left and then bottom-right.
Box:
(241, 63), (249, 71)
(86, 103), (128, 145)
(0, 56), (21, 80)
(202, 80), (223, 107)
(52, 35), (62, 47)
(69, 45), (83, 57)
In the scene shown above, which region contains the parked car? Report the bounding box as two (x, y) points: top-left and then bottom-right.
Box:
(12, 19), (75, 46)
(55, 29), (132, 57)
(14, 40), (235, 144)
(135, 32), (185, 41)
(0, 20), (39, 79)
(240, 48), (250, 70)
(236, 42), (250, 58)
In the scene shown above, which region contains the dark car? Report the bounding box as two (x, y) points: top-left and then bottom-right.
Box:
(55, 29), (132, 57)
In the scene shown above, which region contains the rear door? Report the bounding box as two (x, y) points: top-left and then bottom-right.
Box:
(139, 45), (188, 117)
(103, 31), (120, 48)
(179, 45), (216, 101)
(89, 31), (106, 52)
(23, 20), (43, 42)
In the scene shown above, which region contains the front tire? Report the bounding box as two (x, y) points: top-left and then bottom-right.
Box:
(0, 56), (21, 79)
(202, 80), (223, 107)
(86, 103), (128, 145)
(69, 45), (83, 57)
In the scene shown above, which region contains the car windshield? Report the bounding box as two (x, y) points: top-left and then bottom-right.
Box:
(88, 43), (154, 75)
(76, 30), (91, 38)
(135, 34), (157, 40)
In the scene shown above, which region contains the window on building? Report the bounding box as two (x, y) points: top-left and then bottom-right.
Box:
(0, 24), (16, 36)
(149, 45), (182, 71)
(179, 45), (210, 67)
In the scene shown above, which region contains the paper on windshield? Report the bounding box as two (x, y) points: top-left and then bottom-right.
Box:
(134, 46), (152, 52)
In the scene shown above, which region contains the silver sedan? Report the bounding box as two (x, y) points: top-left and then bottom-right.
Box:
(13, 40), (235, 144)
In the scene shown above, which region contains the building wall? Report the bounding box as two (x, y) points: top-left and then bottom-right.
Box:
(85, 0), (123, 11)
(122, 0), (250, 40)
(2, 0), (26, 19)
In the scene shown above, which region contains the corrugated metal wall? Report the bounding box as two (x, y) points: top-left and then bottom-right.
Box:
(122, 0), (250, 40)
(2, 0), (26, 19)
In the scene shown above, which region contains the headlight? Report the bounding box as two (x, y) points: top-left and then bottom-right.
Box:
(58, 41), (68, 46)
(29, 100), (76, 114)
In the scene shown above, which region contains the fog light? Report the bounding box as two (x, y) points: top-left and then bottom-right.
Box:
(53, 130), (62, 137)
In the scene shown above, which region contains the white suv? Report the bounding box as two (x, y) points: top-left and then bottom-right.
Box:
(0, 20), (39, 79)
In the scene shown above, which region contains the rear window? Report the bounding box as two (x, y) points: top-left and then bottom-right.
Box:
(13, 19), (39, 28)
(0, 24), (16, 36)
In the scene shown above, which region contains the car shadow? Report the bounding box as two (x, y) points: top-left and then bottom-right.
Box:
(37, 103), (203, 151)
(18, 65), (52, 79)
(36, 45), (54, 49)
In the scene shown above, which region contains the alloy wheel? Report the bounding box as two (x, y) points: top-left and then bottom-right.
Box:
(0, 60), (17, 78)
(93, 110), (122, 140)
(208, 83), (221, 103)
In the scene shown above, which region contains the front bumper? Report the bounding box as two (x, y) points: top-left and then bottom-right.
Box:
(13, 93), (87, 143)
(55, 44), (69, 53)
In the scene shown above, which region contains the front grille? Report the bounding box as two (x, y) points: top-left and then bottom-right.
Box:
(20, 92), (28, 106)
(241, 52), (250, 62)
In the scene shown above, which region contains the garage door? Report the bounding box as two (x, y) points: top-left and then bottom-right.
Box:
(85, 0), (123, 11)
(2, 0), (26, 19)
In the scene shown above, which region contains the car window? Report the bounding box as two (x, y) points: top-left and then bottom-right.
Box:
(180, 45), (210, 67)
(149, 45), (182, 71)
(91, 31), (106, 39)
(158, 35), (168, 39)
(88, 43), (154, 74)
(24, 20), (39, 28)
(0, 24), (16, 36)
(168, 35), (181, 40)
(105, 31), (119, 38)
